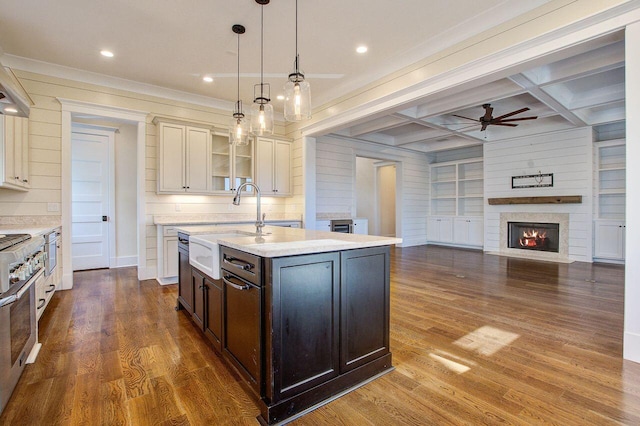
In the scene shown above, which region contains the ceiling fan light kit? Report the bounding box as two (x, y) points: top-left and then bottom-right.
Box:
(284, 0), (311, 121)
(250, 0), (274, 136)
(230, 24), (250, 146)
(452, 103), (538, 131)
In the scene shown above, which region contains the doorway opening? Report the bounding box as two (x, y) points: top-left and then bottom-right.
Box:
(355, 157), (397, 237)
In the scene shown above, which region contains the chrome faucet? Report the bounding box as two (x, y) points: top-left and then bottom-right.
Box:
(233, 182), (265, 235)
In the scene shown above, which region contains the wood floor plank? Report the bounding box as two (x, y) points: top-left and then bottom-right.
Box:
(1, 246), (637, 425)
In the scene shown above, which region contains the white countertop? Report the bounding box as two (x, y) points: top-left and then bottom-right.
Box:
(175, 225), (401, 258)
(154, 213), (302, 226)
(0, 224), (60, 236)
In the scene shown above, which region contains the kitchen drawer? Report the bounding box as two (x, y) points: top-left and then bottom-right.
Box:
(221, 246), (261, 285)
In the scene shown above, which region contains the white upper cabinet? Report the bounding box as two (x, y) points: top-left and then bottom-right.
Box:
(256, 137), (291, 196)
(156, 119), (212, 194)
(0, 115), (30, 191)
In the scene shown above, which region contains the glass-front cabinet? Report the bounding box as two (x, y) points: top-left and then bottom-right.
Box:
(211, 131), (254, 194)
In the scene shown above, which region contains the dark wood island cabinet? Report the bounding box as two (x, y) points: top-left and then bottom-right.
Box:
(176, 231), (393, 425)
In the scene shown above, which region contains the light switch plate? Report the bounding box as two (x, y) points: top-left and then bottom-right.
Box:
(47, 202), (60, 212)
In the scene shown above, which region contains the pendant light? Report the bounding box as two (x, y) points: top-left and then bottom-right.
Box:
(230, 24), (249, 146)
(284, 0), (311, 121)
(250, 0), (274, 136)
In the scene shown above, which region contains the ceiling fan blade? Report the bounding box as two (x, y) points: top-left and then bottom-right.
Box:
(452, 114), (479, 123)
(492, 123), (518, 127)
(493, 107), (530, 121)
(497, 116), (538, 122)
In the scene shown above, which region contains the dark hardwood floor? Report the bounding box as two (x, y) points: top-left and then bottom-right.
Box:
(1, 245), (637, 425)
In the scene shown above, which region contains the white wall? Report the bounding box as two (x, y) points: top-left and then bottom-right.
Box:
(316, 135), (429, 246)
(356, 157), (376, 227)
(483, 127), (594, 262)
(114, 124), (137, 263)
(624, 20), (640, 363)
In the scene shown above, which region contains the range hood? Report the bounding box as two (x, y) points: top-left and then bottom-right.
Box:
(0, 61), (32, 117)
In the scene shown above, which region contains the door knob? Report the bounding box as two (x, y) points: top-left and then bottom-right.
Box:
(102, 216), (108, 222)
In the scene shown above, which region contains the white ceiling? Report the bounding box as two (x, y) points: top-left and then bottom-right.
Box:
(0, 1), (548, 110)
(0, 0), (625, 153)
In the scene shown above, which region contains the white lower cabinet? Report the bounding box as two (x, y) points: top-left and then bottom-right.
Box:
(315, 220), (331, 231)
(353, 218), (368, 235)
(427, 216), (453, 243)
(428, 216), (483, 247)
(453, 217), (483, 247)
(594, 220), (625, 261)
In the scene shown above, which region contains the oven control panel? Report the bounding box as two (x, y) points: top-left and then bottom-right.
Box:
(9, 251), (46, 284)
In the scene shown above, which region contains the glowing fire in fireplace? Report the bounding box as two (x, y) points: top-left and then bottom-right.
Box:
(519, 229), (548, 248)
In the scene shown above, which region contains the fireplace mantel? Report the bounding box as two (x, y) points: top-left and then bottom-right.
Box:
(488, 195), (582, 205)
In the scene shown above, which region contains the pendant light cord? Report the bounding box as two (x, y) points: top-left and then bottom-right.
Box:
(260, 3), (264, 99)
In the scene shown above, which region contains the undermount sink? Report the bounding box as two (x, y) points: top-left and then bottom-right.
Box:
(189, 233), (243, 279)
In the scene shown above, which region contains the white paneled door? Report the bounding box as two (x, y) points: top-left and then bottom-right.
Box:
(71, 129), (112, 270)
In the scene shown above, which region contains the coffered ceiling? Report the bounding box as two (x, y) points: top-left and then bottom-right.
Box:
(332, 33), (626, 153)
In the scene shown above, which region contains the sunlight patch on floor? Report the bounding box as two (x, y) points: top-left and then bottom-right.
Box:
(453, 325), (520, 356)
(428, 350), (476, 374)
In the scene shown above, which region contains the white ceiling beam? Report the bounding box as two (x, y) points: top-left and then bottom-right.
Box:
(522, 40), (625, 86)
(509, 73), (586, 127)
(347, 115), (409, 137)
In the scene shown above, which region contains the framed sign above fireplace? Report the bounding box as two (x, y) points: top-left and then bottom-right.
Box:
(511, 172), (553, 189)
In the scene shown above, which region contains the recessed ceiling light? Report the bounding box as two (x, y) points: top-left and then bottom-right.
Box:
(100, 50), (114, 58)
(203, 76), (214, 83)
(3, 107), (18, 114)
(276, 95), (285, 101)
(356, 46), (368, 54)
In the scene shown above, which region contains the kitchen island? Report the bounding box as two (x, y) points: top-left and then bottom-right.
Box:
(175, 225), (401, 425)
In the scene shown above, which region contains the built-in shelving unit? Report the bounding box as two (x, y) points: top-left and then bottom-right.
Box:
(430, 158), (483, 216)
(429, 158), (484, 247)
(597, 141), (625, 220)
(594, 139), (626, 262)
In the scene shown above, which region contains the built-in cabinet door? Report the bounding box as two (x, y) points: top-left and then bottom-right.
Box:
(0, 115), (30, 190)
(453, 217), (483, 247)
(185, 127), (211, 193)
(204, 276), (223, 351)
(256, 137), (291, 196)
(316, 220), (331, 231)
(192, 269), (206, 330)
(353, 218), (368, 235)
(268, 252), (340, 402)
(256, 138), (275, 193)
(163, 236), (178, 277)
(427, 216), (453, 243)
(340, 246), (390, 373)
(158, 123), (186, 192)
(273, 140), (291, 195)
(594, 220), (625, 260)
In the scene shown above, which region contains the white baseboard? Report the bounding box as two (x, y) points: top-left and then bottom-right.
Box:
(624, 332), (640, 364)
(137, 266), (155, 281)
(61, 272), (74, 290)
(110, 255), (138, 268)
(156, 276), (178, 286)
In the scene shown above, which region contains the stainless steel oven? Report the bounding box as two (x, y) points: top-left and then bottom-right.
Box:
(330, 219), (353, 233)
(0, 234), (45, 415)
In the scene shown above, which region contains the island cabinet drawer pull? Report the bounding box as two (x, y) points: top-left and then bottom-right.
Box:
(223, 275), (249, 291)
(178, 237), (189, 245)
(37, 298), (46, 309)
(223, 255), (254, 272)
(46, 284), (56, 293)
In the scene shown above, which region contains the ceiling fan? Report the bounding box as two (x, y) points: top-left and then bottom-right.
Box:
(452, 103), (538, 131)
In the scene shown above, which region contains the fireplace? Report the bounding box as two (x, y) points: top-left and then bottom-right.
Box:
(507, 222), (560, 253)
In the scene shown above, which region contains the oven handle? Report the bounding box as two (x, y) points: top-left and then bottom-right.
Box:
(0, 270), (42, 308)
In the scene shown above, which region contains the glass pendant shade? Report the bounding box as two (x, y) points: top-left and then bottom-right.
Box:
(284, 73), (311, 121)
(250, 99), (274, 136)
(230, 102), (249, 146)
